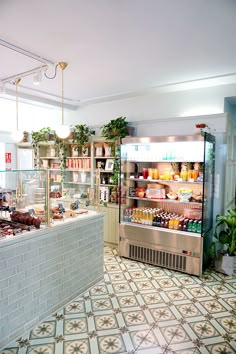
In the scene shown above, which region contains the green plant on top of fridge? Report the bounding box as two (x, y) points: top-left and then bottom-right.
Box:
(101, 116), (128, 141)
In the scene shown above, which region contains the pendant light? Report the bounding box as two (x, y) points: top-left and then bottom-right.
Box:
(11, 78), (24, 143)
(55, 62), (70, 139)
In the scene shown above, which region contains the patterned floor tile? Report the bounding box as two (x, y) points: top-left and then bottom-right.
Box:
(141, 292), (164, 305)
(64, 339), (90, 354)
(210, 284), (234, 295)
(105, 263), (122, 272)
(130, 329), (159, 350)
(150, 306), (176, 322)
(64, 301), (85, 314)
(160, 324), (191, 344)
(30, 321), (56, 339)
(134, 280), (155, 291)
(94, 314), (118, 330)
(117, 295), (139, 308)
(1, 247), (236, 354)
(27, 344), (55, 354)
(112, 282), (132, 293)
(123, 262), (142, 270)
(108, 272), (126, 282)
(156, 278), (176, 288)
(175, 349), (201, 354)
(189, 320), (220, 339)
(187, 286), (211, 298)
(97, 334), (126, 353)
(216, 316), (236, 333)
(89, 285), (108, 296)
(91, 298), (113, 311)
(165, 289), (188, 302)
(128, 271), (147, 280)
(147, 268), (166, 278)
(205, 342), (236, 354)
(175, 302), (203, 318)
(223, 296), (236, 309)
(177, 276), (199, 286)
(64, 318), (87, 335)
(200, 299), (228, 313)
(0, 349), (19, 354)
(123, 310), (148, 326)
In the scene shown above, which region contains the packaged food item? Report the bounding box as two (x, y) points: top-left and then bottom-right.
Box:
(184, 208), (202, 220)
(135, 187), (146, 198)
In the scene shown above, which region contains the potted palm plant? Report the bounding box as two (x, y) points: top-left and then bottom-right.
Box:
(210, 209), (236, 275)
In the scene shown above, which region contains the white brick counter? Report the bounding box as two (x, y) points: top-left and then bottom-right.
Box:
(0, 211), (104, 350)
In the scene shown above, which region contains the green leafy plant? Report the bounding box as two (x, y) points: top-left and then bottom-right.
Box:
(31, 127), (51, 144)
(55, 136), (68, 180)
(210, 209), (236, 259)
(72, 124), (95, 147)
(101, 116), (128, 141)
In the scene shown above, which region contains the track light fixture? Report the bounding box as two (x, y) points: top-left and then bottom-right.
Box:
(33, 70), (42, 85)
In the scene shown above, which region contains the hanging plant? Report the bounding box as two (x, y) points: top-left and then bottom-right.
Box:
(101, 116), (129, 141)
(31, 127), (52, 169)
(55, 136), (68, 181)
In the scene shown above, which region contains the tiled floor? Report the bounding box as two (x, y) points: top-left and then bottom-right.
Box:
(1, 247), (236, 354)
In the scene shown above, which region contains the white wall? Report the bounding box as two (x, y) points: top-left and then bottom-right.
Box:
(0, 96), (78, 133)
(74, 82), (236, 131)
(1, 80), (235, 135)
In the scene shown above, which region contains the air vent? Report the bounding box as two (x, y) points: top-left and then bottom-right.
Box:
(129, 244), (186, 272)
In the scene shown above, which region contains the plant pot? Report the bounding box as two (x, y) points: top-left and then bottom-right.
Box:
(215, 253), (236, 275)
(127, 126), (135, 136)
(82, 146), (89, 157)
(71, 145), (79, 157)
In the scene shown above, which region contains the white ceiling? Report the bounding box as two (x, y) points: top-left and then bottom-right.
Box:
(1, 0), (236, 109)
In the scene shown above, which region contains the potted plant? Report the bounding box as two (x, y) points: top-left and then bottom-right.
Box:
(100, 116), (129, 141)
(72, 124), (95, 155)
(210, 209), (236, 275)
(31, 127), (52, 145)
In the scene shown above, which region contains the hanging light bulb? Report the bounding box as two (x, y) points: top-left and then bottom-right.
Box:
(11, 78), (24, 143)
(55, 62), (70, 139)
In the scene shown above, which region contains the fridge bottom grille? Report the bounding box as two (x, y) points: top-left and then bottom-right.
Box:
(129, 244), (187, 272)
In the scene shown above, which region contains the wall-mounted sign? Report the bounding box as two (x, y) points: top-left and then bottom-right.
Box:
(5, 152), (11, 163)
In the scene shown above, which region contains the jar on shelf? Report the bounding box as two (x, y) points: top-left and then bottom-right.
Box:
(104, 143), (112, 157)
(95, 143), (103, 157)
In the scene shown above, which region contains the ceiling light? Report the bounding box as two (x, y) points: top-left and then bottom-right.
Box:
(55, 62), (70, 139)
(33, 71), (42, 85)
(11, 78), (24, 143)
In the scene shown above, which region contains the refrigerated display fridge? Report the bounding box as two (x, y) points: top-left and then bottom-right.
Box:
(119, 133), (215, 276)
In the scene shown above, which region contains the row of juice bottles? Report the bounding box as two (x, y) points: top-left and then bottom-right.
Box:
(123, 207), (202, 233)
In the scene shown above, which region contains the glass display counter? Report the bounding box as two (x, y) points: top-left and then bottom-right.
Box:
(0, 168), (100, 241)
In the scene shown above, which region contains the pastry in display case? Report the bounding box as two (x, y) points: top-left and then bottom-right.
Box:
(0, 169), (47, 239)
(48, 168), (98, 223)
(119, 133), (215, 276)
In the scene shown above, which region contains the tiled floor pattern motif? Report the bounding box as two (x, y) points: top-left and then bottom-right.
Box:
(1, 247), (236, 354)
